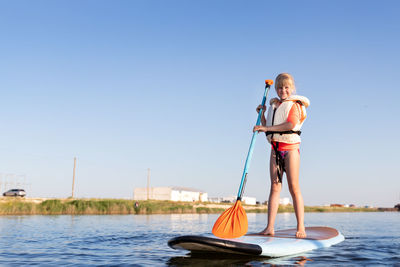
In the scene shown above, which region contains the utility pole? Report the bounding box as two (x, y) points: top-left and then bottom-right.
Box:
(147, 168), (150, 200)
(72, 157), (77, 198)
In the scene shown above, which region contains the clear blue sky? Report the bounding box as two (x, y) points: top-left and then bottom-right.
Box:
(0, 0), (399, 207)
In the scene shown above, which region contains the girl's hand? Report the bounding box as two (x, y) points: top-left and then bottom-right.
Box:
(256, 105), (266, 113)
(253, 125), (268, 133)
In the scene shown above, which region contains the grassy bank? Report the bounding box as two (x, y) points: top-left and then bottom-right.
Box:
(0, 198), (385, 215)
(0, 199), (197, 215)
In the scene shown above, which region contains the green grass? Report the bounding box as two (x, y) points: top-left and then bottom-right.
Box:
(0, 198), (138, 215)
(39, 199), (65, 214)
(0, 198), (384, 215)
(0, 200), (35, 215)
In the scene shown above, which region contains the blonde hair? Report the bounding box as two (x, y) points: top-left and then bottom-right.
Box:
(275, 73), (296, 93)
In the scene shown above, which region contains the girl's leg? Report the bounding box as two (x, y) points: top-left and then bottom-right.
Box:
(285, 149), (306, 238)
(259, 150), (282, 235)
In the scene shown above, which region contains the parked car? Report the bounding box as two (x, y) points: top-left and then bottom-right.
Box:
(3, 189), (26, 197)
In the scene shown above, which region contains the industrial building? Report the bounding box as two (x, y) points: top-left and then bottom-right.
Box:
(134, 187), (208, 202)
(209, 196), (257, 205)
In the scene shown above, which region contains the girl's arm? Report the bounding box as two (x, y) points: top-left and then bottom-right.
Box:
(261, 111), (266, 127)
(256, 105), (267, 126)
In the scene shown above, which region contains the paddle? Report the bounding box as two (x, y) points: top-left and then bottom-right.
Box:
(212, 79), (274, 239)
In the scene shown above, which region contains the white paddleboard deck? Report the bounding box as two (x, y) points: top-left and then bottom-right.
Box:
(168, 226), (344, 257)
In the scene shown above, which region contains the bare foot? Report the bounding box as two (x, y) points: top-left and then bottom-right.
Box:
(258, 227), (274, 236)
(296, 228), (307, 238)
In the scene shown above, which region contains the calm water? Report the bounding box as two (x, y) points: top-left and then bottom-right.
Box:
(0, 212), (398, 266)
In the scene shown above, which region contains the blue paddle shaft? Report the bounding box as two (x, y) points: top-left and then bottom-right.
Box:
(237, 85), (271, 199)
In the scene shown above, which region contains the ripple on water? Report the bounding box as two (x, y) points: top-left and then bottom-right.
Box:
(0, 213), (398, 265)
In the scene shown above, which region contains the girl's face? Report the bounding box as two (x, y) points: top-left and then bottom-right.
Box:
(276, 82), (294, 100)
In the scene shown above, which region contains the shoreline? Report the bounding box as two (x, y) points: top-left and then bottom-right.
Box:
(0, 198), (397, 215)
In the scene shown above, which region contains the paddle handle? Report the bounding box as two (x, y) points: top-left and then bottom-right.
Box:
(237, 83), (271, 199)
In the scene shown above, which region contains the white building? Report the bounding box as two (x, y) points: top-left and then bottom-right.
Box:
(134, 187), (208, 202)
(208, 197), (223, 203)
(279, 197), (291, 205)
(242, 196), (257, 205)
(221, 196), (257, 205)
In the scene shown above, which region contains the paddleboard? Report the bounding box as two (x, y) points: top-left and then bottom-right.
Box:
(168, 226), (344, 257)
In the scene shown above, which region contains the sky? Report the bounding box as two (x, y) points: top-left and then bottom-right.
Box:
(0, 0), (399, 207)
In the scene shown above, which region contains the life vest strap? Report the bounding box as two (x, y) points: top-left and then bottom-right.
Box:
(272, 142), (284, 183)
(265, 130), (301, 136)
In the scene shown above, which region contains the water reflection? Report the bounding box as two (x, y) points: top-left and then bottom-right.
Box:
(294, 256), (313, 265)
(167, 253), (313, 266)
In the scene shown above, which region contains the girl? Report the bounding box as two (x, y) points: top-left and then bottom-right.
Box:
(253, 73), (310, 238)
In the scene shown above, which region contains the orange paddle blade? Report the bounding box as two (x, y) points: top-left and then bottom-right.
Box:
(212, 200), (248, 238)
